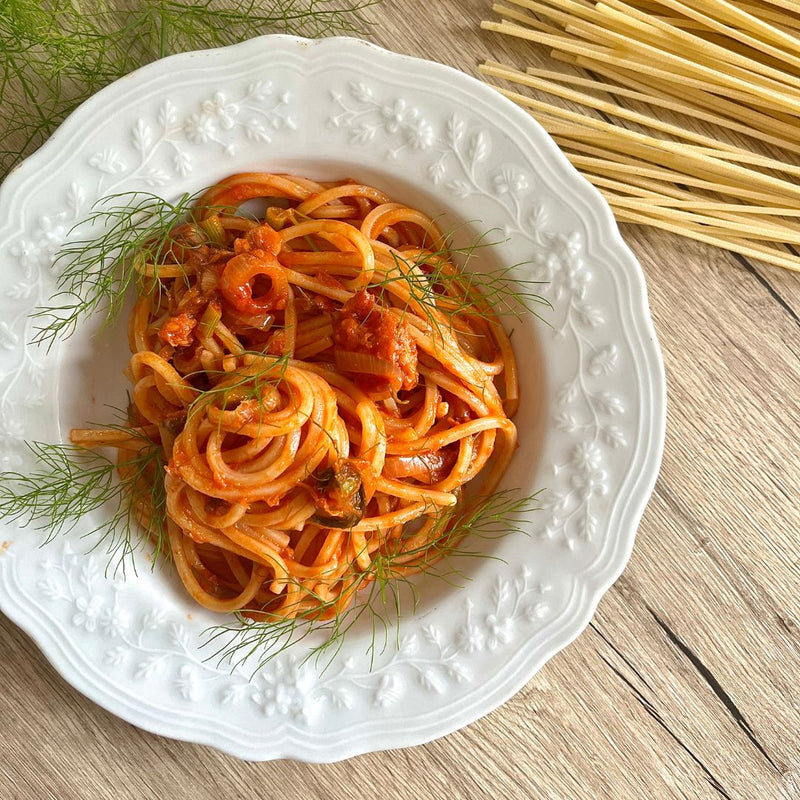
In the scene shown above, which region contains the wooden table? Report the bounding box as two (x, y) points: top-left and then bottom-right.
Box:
(1, 2), (798, 797)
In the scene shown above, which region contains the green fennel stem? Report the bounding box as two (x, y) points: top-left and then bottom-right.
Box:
(0, 0), (377, 180)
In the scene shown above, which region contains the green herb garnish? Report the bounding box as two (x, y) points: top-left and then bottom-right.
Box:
(204, 488), (541, 673)
(0, 432), (168, 576)
(0, 0), (377, 180)
(32, 191), (202, 350)
(374, 227), (550, 332)
(184, 352), (292, 419)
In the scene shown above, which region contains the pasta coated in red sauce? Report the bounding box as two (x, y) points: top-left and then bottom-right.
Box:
(71, 172), (520, 621)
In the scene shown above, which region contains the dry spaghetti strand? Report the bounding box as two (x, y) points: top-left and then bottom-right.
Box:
(481, 0), (800, 272)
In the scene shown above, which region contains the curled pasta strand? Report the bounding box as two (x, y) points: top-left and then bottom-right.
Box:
(75, 173), (524, 622)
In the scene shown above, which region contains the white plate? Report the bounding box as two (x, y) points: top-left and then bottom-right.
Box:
(0, 36), (665, 761)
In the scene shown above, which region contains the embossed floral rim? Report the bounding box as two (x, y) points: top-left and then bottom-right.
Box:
(0, 36), (666, 761)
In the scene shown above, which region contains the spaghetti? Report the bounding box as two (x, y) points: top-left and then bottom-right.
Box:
(71, 173), (520, 623)
(481, 0), (800, 273)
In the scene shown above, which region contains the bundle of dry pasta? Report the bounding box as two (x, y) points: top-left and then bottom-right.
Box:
(480, 0), (800, 272)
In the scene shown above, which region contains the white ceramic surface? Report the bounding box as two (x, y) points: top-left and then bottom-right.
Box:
(0, 36), (665, 761)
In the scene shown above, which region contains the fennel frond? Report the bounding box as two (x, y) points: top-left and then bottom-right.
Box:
(0, 0), (377, 178)
(32, 191), (201, 350)
(203, 488), (541, 673)
(0, 433), (168, 576)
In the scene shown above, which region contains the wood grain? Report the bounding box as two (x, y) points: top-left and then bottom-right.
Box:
(1, 1), (799, 797)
